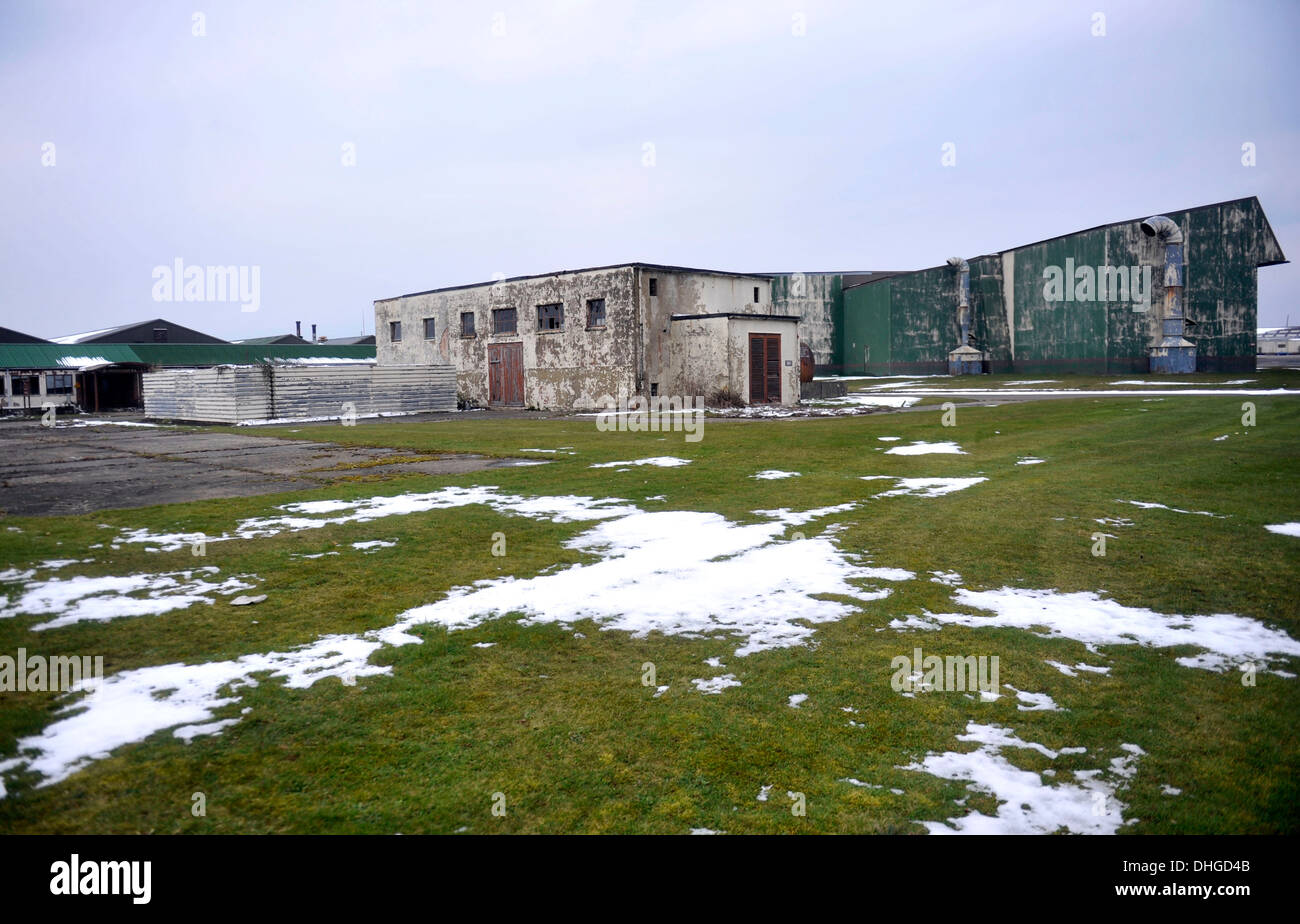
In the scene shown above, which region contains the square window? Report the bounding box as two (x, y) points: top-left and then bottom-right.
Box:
(461, 311), (476, 337)
(586, 298), (606, 328)
(423, 318), (436, 339)
(390, 320), (402, 341)
(492, 307), (517, 334)
(537, 303), (564, 331)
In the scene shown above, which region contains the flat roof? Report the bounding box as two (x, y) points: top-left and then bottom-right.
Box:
(377, 262), (774, 302)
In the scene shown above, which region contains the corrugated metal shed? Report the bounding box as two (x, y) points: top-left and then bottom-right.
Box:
(142, 364), (454, 423)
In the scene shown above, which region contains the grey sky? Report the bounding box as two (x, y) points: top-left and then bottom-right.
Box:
(2, 0), (1297, 341)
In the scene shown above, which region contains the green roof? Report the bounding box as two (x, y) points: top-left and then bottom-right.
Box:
(0, 342), (375, 370)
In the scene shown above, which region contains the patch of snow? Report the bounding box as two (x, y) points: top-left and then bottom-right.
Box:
(898, 586), (1300, 674)
(877, 437), (901, 442)
(787, 693), (808, 709)
(1006, 685), (1062, 711)
(1265, 523), (1300, 538)
(1017, 457), (1045, 466)
(872, 477), (987, 498)
(1117, 499), (1226, 518)
(114, 486), (643, 551)
(589, 457), (691, 469)
(1162, 785), (1182, 796)
(901, 723), (1138, 834)
(351, 539), (397, 551)
(885, 441), (966, 456)
(756, 784), (772, 801)
(472, 642), (496, 648)
(930, 571), (962, 586)
(752, 470), (800, 480)
(0, 568), (257, 631)
(693, 674), (741, 694)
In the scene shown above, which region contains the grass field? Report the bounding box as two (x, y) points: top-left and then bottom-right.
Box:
(1, 384), (1298, 834)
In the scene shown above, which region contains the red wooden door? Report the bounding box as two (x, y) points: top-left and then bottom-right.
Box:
(488, 342), (524, 406)
(748, 334), (782, 404)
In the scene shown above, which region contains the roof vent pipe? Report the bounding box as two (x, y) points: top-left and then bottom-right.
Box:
(946, 257), (971, 346)
(1139, 215), (1183, 244)
(295, 321), (302, 338)
(1141, 215), (1195, 373)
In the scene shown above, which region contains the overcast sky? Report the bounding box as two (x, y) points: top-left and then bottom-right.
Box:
(2, 0), (1297, 340)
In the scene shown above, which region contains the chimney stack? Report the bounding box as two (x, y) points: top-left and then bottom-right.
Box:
(311, 323), (317, 342)
(295, 321), (302, 338)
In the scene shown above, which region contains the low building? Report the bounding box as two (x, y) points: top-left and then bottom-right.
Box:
(374, 263), (800, 409)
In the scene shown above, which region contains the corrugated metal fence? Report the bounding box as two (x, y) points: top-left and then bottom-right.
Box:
(143, 364), (455, 423)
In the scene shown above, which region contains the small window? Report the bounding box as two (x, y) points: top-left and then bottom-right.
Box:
(492, 308), (517, 334)
(423, 318), (436, 340)
(153, 328), (168, 343)
(649, 277), (658, 296)
(461, 311), (476, 337)
(586, 298), (606, 329)
(650, 382), (659, 397)
(753, 286), (760, 303)
(537, 303), (563, 331)
(390, 320), (402, 342)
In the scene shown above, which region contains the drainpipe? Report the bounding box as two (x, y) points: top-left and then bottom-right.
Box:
(1141, 216), (1196, 373)
(946, 258), (984, 375)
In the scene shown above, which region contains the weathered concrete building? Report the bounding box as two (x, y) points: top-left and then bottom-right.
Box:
(375, 264), (799, 409)
(773, 197), (1286, 376)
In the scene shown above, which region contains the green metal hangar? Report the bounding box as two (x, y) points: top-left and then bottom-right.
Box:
(775, 197), (1286, 375)
(1, 318), (376, 414)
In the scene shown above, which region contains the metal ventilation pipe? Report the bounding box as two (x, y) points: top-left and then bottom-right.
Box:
(295, 321), (302, 338)
(946, 257), (971, 347)
(1141, 216), (1195, 372)
(311, 323), (317, 342)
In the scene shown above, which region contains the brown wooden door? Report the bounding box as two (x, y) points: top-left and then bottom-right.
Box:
(488, 342), (524, 406)
(748, 333), (782, 404)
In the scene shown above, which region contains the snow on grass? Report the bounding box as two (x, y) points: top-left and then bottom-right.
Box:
(1005, 685), (1062, 711)
(901, 723), (1139, 834)
(351, 539), (397, 552)
(1265, 523), (1300, 538)
(113, 486), (643, 551)
(753, 503), (858, 526)
(787, 693), (808, 708)
(816, 394), (920, 409)
(501, 460), (552, 467)
(877, 436), (900, 441)
(1, 498), (903, 792)
(0, 568), (257, 631)
(930, 571), (962, 586)
(1117, 499), (1227, 518)
(589, 457), (691, 469)
(1017, 457), (1046, 465)
(752, 470), (800, 480)
(693, 674), (741, 694)
(1002, 380), (1058, 386)
(1046, 660), (1110, 677)
(0, 633), (389, 790)
(884, 441), (966, 456)
(519, 448), (577, 455)
(872, 477), (987, 498)
(63, 418), (161, 428)
(894, 587), (1300, 674)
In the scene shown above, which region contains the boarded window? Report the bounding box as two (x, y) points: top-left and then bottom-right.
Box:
(537, 303), (564, 331)
(493, 308), (517, 334)
(587, 298), (606, 328)
(390, 321), (402, 341)
(423, 318), (436, 339)
(649, 277), (658, 296)
(461, 311), (476, 337)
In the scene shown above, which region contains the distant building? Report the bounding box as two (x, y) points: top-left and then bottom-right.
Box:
(232, 334), (311, 346)
(53, 318), (228, 345)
